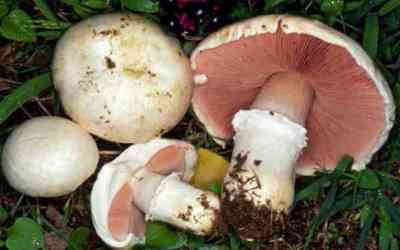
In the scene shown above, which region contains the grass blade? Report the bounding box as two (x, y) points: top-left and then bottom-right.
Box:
(328, 195), (353, 216)
(344, 1), (364, 12)
(379, 172), (400, 196)
(359, 169), (381, 189)
(33, 0), (58, 21)
(0, 206), (7, 222)
(345, 0), (386, 22)
(355, 205), (376, 250)
(0, 0), (8, 18)
(121, 0), (159, 13)
(378, 0), (400, 16)
(379, 221), (392, 250)
(60, 0), (80, 6)
(30, 20), (70, 30)
(392, 238), (399, 250)
(295, 175), (330, 203)
(36, 30), (63, 40)
(228, 233), (240, 250)
(0, 73), (51, 124)
(380, 195), (400, 224)
(304, 182), (338, 249)
(265, 0), (288, 10)
(82, 0), (108, 9)
(333, 155), (353, 178)
(67, 227), (90, 250)
(363, 15), (379, 59)
(387, 179), (400, 196)
(295, 156), (352, 204)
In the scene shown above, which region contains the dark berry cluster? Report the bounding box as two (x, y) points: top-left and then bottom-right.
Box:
(161, 0), (235, 38)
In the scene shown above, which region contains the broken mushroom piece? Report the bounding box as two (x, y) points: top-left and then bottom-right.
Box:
(91, 139), (220, 249)
(191, 15), (395, 239)
(1, 116), (99, 197)
(53, 13), (193, 143)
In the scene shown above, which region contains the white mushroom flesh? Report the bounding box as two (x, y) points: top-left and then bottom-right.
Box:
(132, 169), (219, 235)
(224, 110), (307, 211)
(1, 116), (99, 197)
(53, 13), (193, 143)
(91, 139), (220, 249)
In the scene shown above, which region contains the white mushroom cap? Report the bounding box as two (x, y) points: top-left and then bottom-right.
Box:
(91, 138), (197, 248)
(1, 116), (99, 197)
(53, 13), (193, 143)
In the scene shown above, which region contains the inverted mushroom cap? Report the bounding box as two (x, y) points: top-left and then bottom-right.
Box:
(91, 138), (197, 248)
(1, 116), (99, 197)
(191, 15), (395, 175)
(53, 13), (193, 143)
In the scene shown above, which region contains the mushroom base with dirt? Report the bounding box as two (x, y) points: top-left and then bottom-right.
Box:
(222, 74), (309, 240)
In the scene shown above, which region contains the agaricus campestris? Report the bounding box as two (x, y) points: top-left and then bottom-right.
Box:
(91, 138), (220, 249)
(1, 116), (99, 197)
(52, 13), (193, 143)
(190, 15), (395, 239)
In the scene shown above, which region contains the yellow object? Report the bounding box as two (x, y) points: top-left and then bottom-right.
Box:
(191, 148), (229, 190)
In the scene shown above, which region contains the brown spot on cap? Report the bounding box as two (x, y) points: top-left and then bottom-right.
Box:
(147, 71), (157, 77)
(254, 160), (262, 166)
(99, 29), (120, 36)
(105, 57), (116, 69)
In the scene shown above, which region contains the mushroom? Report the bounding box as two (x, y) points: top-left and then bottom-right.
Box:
(52, 13), (193, 143)
(91, 138), (220, 249)
(190, 15), (395, 239)
(1, 116), (99, 197)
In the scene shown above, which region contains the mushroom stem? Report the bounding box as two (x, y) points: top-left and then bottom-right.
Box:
(132, 168), (220, 236)
(251, 72), (314, 126)
(132, 170), (164, 213)
(223, 73), (314, 240)
(223, 110), (307, 240)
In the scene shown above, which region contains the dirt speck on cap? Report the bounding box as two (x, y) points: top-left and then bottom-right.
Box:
(99, 29), (119, 36)
(146, 70), (157, 77)
(254, 160), (262, 166)
(104, 56), (115, 69)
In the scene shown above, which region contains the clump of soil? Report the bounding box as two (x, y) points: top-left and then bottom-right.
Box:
(222, 191), (288, 240)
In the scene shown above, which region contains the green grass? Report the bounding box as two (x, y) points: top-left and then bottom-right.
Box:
(0, 0), (400, 249)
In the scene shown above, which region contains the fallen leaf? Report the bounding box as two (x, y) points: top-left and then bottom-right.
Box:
(45, 233), (67, 250)
(45, 206), (66, 230)
(191, 148), (229, 190)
